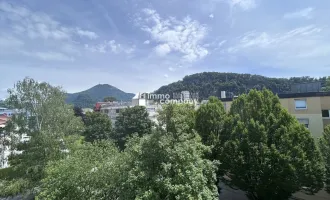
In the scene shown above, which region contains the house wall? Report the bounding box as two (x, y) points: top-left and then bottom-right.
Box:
(281, 97), (321, 114)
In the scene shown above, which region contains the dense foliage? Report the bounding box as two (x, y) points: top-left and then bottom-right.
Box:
(114, 106), (153, 149)
(0, 100), (8, 108)
(0, 78), (85, 197)
(323, 77), (330, 92)
(83, 112), (113, 143)
(157, 103), (196, 134)
(122, 128), (219, 200)
(103, 96), (117, 102)
(66, 84), (134, 107)
(73, 106), (86, 123)
(156, 72), (327, 99)
(72, 94), (95, 108)
(2, 77), (330, 199)
(37, 141), (127, 200)
(195, 96), (226, 148)
(219, 89), (325, 200)
(319, 125), (330, 193)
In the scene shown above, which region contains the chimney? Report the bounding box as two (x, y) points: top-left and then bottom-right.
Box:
(221, 91), (226, 99)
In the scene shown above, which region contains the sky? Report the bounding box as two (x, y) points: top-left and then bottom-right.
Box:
(1, 0), (330, 98)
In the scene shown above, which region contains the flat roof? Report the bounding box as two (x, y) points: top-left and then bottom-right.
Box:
(219, 91), (330, 102)
(277, 91), (330, 99)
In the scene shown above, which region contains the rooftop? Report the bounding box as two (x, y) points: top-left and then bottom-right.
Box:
(219, 91), (330, 102)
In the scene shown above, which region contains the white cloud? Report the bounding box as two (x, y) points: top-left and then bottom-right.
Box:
(22, 51), (74, 62)
(283, 7), (314, 20)
(234, 25), (322, 49)
(154, 43), (171, 56)
(218, 40), (227, 47)
(143, 40), (150, 44)
(139, 8), (208, 63)
(229, 0), (256, 11)
(0, 2), (97, 41)
(76, 28), (98, 39)
(226, 24), (330, 69)
(168, 67), (175, 71)
(164, 74), (169, 78)
(85, 40), (135, 54)
(209, 14), (214, 18)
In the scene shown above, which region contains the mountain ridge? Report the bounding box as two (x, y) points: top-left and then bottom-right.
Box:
(155, 72), (327, 99)
(66, 84), (135, 108)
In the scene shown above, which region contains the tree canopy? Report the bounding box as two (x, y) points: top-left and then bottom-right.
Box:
(103, 96), (117, 102)
(195, 96), (226, 148)
(320, 125), (330, 193)
(2, 77), (330, 199)
(1, 77), (85, 196)
(157, 103), (196, 134)
(114, 106), (153, 149)
(218, 89), (325, 200)
(156, 72), (327, 99)
(37, 141), (127, 200)
(323, 77), (330, 92)
(83, 112), (112, 143)
(73, 106), (86, 124)
(122, 128), (219, 200)
(72, 94), (94, 109)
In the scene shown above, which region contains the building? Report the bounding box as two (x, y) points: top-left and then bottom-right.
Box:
(0, 113), (9, 128)
(98, 93), (163, 125)
(219, 91), (330, 138)
(1, 111), (31, 169)
(0, 107), (15, 117)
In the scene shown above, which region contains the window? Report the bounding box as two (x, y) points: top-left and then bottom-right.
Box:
(116, 109), (120, 113)
(322, 110), (330, 118)
(297, 118), (309, 129)
(294, 99), (307, 109)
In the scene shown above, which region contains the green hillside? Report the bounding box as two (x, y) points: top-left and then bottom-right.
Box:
(155, 72), (327, 99)
(66, 84), (135, 108)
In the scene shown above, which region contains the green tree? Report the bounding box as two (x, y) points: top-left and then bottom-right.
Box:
(0, 100), (6, 108)
(122, 127), (219, 200)
(219, 89), (325, 200)
(323, 76), (330, 92)
(114, 106), (152, 149)
(73, 106), (86, 124)
(103, 96), (117, 102)
(320, 125), (330, 193)
(37, 141), (127, 200)
(157, 103), (196, 134)
(195, 96), (226, 149)
(1, 77), (84, 197)
(83, 112), (112, 143)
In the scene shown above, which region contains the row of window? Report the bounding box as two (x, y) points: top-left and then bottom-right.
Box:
(102, 108), (156, 114)
(294, 99), (330, 118)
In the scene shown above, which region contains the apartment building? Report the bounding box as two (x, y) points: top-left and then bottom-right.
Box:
(98, 93), (163, 125)
(221, 91), (330, 138)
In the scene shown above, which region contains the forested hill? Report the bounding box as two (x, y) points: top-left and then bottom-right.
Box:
(66, 84), (135, 108)
(155, 72), (327, 99)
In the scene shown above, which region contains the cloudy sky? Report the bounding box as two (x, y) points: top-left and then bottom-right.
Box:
(1, 0), (330, 98)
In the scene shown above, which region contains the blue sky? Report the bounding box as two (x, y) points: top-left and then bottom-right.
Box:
(1, 0), (330, 98)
